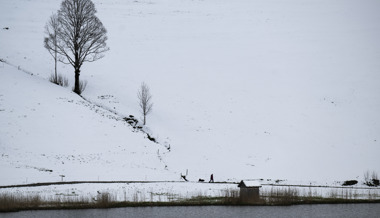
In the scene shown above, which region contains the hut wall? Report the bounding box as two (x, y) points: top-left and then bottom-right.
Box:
(240, 187), (260, 203)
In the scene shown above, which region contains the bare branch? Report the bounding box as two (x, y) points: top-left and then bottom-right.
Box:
(44, 13), (60, 79)
(44, 0), (109, 95)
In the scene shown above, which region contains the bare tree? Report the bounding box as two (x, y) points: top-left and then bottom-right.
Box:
(137, 82), (153, 125)
(44, 13), (59, 84)
(44, 0), (109, 95)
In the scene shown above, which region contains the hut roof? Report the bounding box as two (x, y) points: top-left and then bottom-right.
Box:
(238, 180), (262, 188)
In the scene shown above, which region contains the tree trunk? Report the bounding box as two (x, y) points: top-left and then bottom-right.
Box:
(74, 68), (80, 94)
(54, 50), (57, 80)
(143, 114), (146, 125)
(54, 34), (57, 80)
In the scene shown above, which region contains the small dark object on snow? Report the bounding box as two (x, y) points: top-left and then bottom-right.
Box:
(198, 179), (205, 182)
(3, 27), (9, 30)
(147, 133), (156, 142)
(365, 179), (380, 187)
(181, 174), (188, 182)
(374, 179), (380, 186)
(124, 116), (138, 123)
(342, 180), (358, 186)
(209, 174), (214, 183)
(124, 116), (140, 129)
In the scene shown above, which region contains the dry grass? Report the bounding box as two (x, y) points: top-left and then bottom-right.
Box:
(96, 192), (116, 207)
(261, 187), (300, 205)
(0, 192), (93, 212)
(1, 186), (380, 212)
(49, 73), (69, 87)
(0, 193), (43, 212)
(221, 188), (240, 204)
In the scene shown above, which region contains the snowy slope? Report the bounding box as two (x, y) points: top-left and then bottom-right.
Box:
(1, 0), (380, 185)
(0, 63), (172, 185)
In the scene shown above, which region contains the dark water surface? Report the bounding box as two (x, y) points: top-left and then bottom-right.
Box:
(1, 204), (379, 218)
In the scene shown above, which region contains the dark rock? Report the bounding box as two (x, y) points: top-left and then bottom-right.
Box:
(342, 180), (358, 186)
(147, 133), (156, 142)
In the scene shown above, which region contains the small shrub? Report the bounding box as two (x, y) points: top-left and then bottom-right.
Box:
(372, 172), (379, 186)
(49, 73), (69, 87)
(364, 171), (379, 187)
(373, 179), (380, 186)
(48, 74), (57, 84)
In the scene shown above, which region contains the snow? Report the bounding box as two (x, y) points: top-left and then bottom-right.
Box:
(0, 63), (174, 185)
(1, 0), (380, 191)
(0, 182), (240, 203)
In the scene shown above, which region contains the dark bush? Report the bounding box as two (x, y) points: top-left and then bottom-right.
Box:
(366, 179), (380, 187)
(364, 170), (379, 187)
(124, 116), (138, 124)
(364, 180), (379, 187)
(373, 179), (379, 186)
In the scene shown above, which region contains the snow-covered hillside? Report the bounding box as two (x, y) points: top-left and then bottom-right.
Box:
(0, 63), (173, 185)
(1, 0), (380, 185)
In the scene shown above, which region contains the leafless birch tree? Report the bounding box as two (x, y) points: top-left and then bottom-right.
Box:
(44, 0), (109, 95)
(137, 82), (153, 125)
(44, 13), (59, 84)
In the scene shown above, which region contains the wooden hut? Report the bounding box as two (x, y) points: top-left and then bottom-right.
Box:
(238, 180), (261, 203)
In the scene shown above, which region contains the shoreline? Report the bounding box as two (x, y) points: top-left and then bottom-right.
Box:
(1, 180), (379, 190)
(1, 181), (379, 213)
(2, 198), (380, 213)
